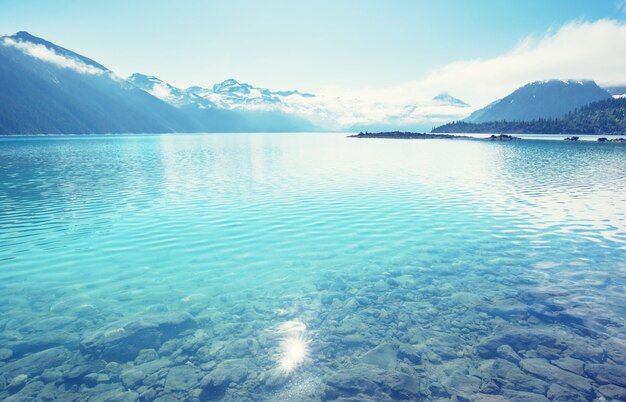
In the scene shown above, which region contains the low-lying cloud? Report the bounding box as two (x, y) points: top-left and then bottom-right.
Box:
(310, 19), (626, 129)
(2, 37), (104, 75)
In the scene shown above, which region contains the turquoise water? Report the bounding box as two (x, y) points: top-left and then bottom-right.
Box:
(1, 133), (625, 401)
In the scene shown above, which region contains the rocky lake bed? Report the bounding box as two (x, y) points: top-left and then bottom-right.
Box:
(1, 258), (626, 401)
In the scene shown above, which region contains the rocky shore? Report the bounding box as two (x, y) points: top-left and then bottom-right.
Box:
(349, 131), (467, 139)
(487, 134), (521, 141)
(597, 137), (626, 142)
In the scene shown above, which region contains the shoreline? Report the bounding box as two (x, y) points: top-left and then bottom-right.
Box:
(349, 131), (626, 142)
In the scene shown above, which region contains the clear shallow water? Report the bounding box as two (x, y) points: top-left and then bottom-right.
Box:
(0, 133), (625, 401)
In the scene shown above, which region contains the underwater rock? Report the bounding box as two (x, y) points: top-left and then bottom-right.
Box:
(134, 348), (158, 365)
(123, 358), (171, 388)
(502, 390), (550, 402)
(475, 328), (559, 358)
(18, 315), (76, 333)
(263, 368), (289, 389)
(471, 394), (508, 402)
(598, 384), (626, 400)
(164, 364), (202, 391)
(7, 374), (28, 391)
(83, 372), (111, 387)
(336, 319), (368, 335)
(158, 339), (180, 357)
(584, 363), (626, 387)
(325, 366), (381, 395)
(519, 358), (591, 394)
(535, 345), (562, 360)
(62, 365), (94, 383)
(342, 334), (368, 346)
(450, 292), (483, 308)
(487, 358), (548, 394)
(601, 337), (626, 364)
(552, 357), (584, 376)
(496, 345), (521, 363)
(427, 381), (448, 398)
(139, 388), (158, 401)
(442, 373), (481, 396)
(200, 359), (249, 399)
(80, 312), (197, 362)
(359, 343), (397, 370)
(563, 339), (604, 363)
(220, 337), (258, 359)
(5, 380), (45, 402)
(7, 332), (79, 358)
(37, 383), (58, 400)
(40, 368), (63, 383)
(86, 383), (139, 402)
(381, 372), (421, 399)
(0, 346), (71, 377)
(0, 348), (13, 361)
(397, 343), (423, 365)
(431, 345), (458, 361)
(547, 383), (588, 402)
(476, 302), (528, 320)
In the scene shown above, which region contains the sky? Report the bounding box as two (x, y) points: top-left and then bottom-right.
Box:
(1, 0), (626, 129)
(1, 0), (625, 92)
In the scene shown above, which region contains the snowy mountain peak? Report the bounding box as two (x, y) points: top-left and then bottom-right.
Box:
(128, 73), (216, 109)
(532, 79), (595, 86)
(432, 92), (469, 107)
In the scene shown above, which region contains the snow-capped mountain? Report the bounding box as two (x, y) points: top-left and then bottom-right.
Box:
(127, 74), (320, 131)
(128, 74), (315, 111)
(432, 92), (469, 107)
(208, 78), (314, 107)
(465, 79), (611, 123)
(128, 73), (216, 109)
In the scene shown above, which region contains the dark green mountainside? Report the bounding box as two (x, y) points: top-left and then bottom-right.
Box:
(432, 98), (626, 135)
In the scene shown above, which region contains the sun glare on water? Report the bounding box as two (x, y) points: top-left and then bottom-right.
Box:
(275, 320), (310, 375)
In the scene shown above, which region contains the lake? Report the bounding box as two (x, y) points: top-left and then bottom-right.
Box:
(1, 133), (625, 401)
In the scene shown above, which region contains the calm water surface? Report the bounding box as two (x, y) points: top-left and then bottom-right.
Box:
(1, 133), (625, 401)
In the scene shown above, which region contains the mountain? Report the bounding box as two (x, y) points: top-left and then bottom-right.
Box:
(604, 85), (626, 98)
(465, 79), (612, 123)
(129, 74), (315, 111)
(0, 31), (320, 134)
(432, 97), (626, 135)
(0, 31), (195, 134)
(432, 92), (469, 107)
(127, 73), (216, 109)
(127, 74), (319, 132)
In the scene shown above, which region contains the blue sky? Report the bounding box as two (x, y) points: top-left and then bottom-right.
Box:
(1, 0), (625, 92)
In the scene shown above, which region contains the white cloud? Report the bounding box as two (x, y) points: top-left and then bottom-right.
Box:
(2, 37), (104, 75)
(305, 19), (626, 129)
(411, 19), (626, 107)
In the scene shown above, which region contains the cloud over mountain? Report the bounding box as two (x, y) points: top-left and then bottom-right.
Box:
(344, 19), (626, 116)
(2, 35), (105, 75)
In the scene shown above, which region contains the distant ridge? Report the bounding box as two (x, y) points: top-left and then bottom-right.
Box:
(465, 79), (612, 123)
